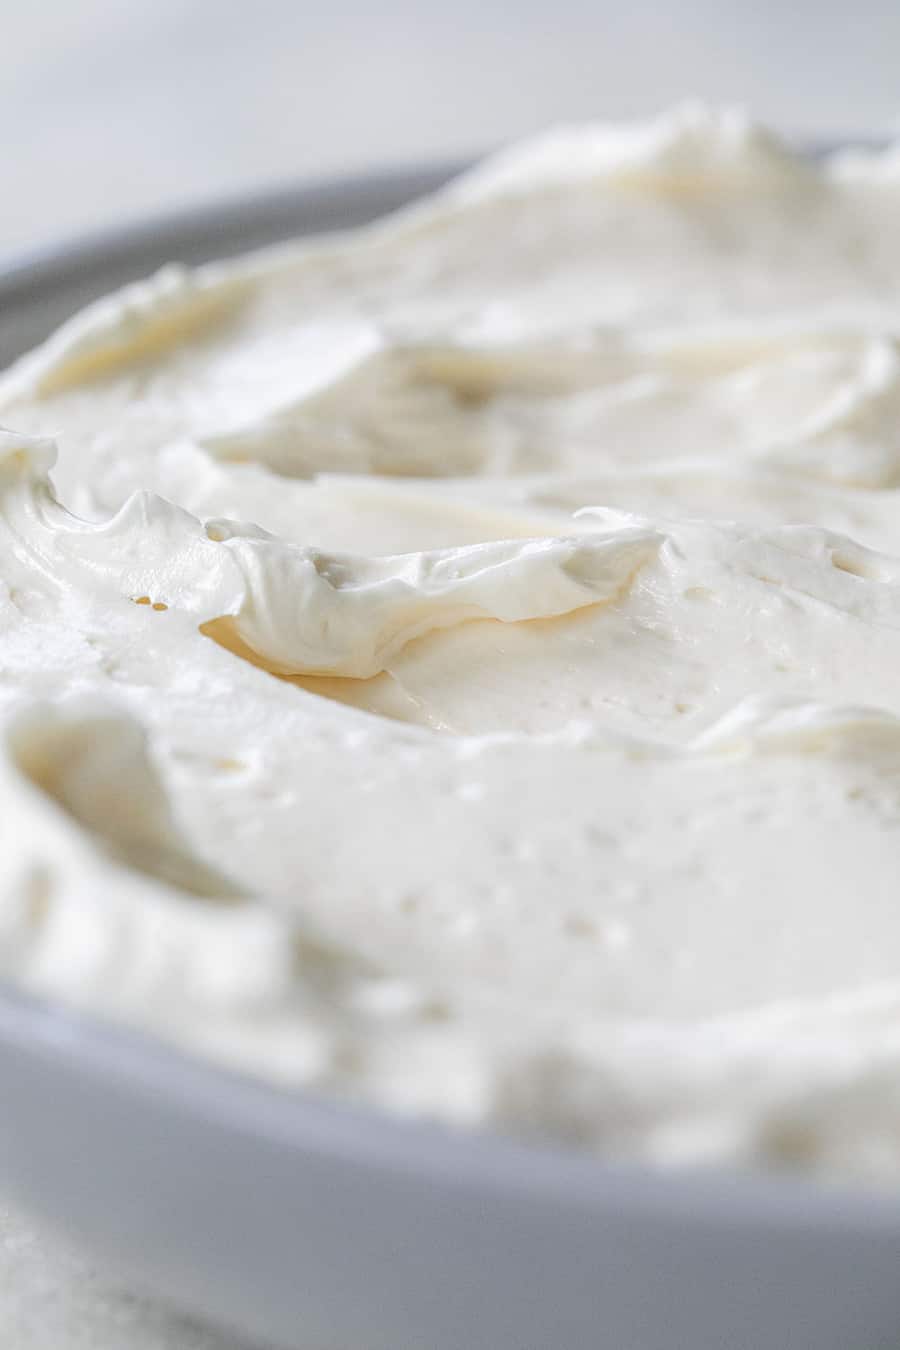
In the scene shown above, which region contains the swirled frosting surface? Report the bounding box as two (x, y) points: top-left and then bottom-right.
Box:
(6, 104), (900, 1174)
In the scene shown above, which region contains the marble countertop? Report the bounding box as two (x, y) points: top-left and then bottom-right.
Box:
(3, 1), (900, 1345)
(0, 1203), (260, 1350)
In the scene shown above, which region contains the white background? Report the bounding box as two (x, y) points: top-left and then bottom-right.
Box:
(2, 1), (900, 1346)
(5, 0), (900, 259)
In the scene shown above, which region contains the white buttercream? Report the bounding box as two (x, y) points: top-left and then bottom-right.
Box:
(6, 106), (900, 1175)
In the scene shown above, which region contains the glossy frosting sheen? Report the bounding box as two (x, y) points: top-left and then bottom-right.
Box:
(6, 104), (900, 1175)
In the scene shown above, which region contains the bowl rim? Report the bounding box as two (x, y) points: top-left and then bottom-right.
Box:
(5, 977), (900, 1235)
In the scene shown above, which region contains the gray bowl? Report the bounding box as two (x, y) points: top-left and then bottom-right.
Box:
(2, 168), (900, 1350)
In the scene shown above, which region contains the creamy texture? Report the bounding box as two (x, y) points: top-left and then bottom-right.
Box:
(6, 104), (900, 1174)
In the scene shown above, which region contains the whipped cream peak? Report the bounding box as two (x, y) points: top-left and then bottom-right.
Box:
(449, 102), (801, 206)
